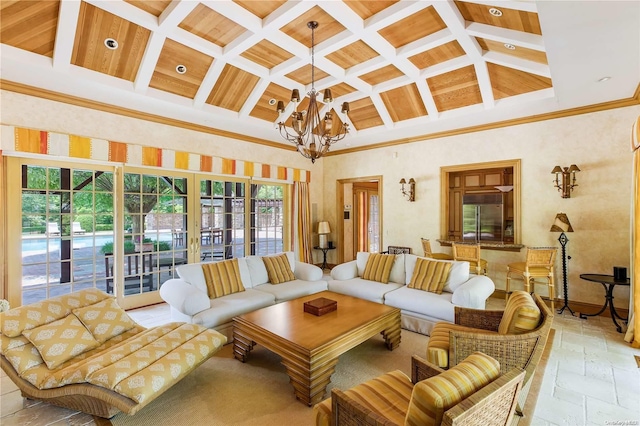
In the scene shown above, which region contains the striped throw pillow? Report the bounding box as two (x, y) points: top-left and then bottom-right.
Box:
(408, 258), (452, 294)
(405, 352), (500, 426)
(262, 254), (296, 284)
(362, 253), (396, 283)
(201, 259), (245, 298)
(498, 291), (541, 335)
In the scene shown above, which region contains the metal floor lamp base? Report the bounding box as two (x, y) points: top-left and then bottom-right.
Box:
(556, 232), (575, 316)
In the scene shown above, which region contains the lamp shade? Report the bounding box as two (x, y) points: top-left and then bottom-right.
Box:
(550, 213), (574, 232)
(318, 221), (331, 234)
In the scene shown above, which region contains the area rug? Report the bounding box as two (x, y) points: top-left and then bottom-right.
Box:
(103, 329), (429, 426)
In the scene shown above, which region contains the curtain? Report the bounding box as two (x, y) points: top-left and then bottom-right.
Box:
(291, 182), (312, 263)
(625, 116), (640, 347)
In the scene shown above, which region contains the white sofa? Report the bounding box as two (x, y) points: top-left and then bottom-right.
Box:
(328, 252), (495, 335)
(159, 252), (327, 341)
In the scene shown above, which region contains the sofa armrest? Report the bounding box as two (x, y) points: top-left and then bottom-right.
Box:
(330, 260), (357, 280)
(159, 279), (210, 316)
(294, 261), (323, 281)
(451, 275), (495, 309)
(411, 355), (445, 383)
(455, 307), (504, 330)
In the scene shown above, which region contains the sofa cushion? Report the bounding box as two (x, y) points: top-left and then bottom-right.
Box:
(201, 259), (246, 298)
(362, 253), (396, 283)
(247, 252), (296, 286)
(262, 253), (296, 284)
(384, 287), (456, 324)
(22, 314), (101, 369)
(190, 289), (275, 329)
(498, 291), (541, 335)
(327, 278), (404, 304)
(73, 298), (136, 343)
(408, 258), (452, 294)
(405, 352), (500, 426)
(176, 258), (252, 292)
(405, 255), (469, 293)
(253, 279), (328, 303)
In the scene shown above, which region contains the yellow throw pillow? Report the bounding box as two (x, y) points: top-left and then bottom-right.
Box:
(202, 258), (246, 298)
(73, 298), (136, 343)
(498, 291), (541, 335)
(408, 258), (452, 294)
(405, 352), (500, 426)
(22, 314), (100, 369)
(262, 254), (296, 284)
(362, 253), (396, 283)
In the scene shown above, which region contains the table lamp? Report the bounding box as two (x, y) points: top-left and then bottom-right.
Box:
(318, 221), (331, 248)
(550, 212), (574, 315)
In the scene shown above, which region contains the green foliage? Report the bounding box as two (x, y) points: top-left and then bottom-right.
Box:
(100, 239), (170, 254)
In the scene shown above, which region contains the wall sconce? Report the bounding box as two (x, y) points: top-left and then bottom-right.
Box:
(551, 164), (580, 198)
(399, 178), (415, 202)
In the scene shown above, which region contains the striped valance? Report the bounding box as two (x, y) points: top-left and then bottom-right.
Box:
(0, 126), (311, 183)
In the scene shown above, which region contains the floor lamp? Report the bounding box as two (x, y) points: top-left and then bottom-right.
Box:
(551, 213), (575, 315)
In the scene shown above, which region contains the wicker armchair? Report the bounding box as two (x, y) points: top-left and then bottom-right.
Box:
(427, 293), (553, 417)
(330, 355), (524, 426)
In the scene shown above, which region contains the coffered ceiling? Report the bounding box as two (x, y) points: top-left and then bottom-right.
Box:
(1, 1), (639, 153)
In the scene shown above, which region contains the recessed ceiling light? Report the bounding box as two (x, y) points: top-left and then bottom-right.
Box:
(176, 65), (187, 74)
(489, 8), (503, 17)
(104, 38), (118, 50)
(597, 76), (611, 82)
(504, 43), (516, 50)
(268, 98), (276, 106)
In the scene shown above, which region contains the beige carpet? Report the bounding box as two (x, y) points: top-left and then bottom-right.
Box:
(106, 329), (429, 426)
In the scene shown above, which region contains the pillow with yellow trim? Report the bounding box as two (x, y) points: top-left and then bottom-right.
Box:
(498, 291), (541, 335)
(262, 253), (296, 284)
(202, 259), (246, 298)
(22, 314), (100, 369)
(362, 253), (396, 284)
(73, 298), (136, 343)
(408, 257), (452, 294)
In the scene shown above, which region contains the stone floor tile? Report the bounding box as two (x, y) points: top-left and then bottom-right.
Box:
(584, 348), (637, 371)
(553, 386), (586, 407)
(584, 359), (614, 383)
(612, 367), (640, 410)
(585, 396), (640, 425)
(0, 399), (78, 426)
(0, 390), (28, 418)
(562, 330), (606, 349)
(556, 370), (616, 404)
(1, 375), (19, 395)
(534, 393), (585, 425)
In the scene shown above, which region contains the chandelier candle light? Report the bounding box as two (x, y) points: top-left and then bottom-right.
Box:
(276, 21), (350, 163)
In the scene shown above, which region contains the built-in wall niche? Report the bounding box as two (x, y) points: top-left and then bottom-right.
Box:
(440, 160), (521, 244)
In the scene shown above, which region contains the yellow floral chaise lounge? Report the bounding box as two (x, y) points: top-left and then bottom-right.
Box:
(0, 288), (227, 418)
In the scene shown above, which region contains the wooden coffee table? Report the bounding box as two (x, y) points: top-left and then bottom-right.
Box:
(232, 291), (401, 406)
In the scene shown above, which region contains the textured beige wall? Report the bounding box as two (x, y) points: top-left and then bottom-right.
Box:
(322, 106), (640, 309)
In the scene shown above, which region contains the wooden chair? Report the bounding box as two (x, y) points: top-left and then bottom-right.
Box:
(425, 292), (554, 418)
(421, 238), (453, 260)
(326, 354), (524, 426)
(383, 245), (411, 254)
(506, 247), (557, 310)
(452, 242), (487, 275)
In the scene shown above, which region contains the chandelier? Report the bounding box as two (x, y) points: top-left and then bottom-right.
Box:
(276, 21), (350, 163)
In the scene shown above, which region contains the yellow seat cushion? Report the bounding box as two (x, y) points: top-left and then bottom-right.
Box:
(405, 352), (500, 426)
(313, 369), (413, 426)
(262, 253), (296, 284)
(408, 258), (452, 294)
(425, 323), (498, 369)
(202, 258), (246, 298)
(508, 262), (551, 275)
(498, 291), (541, 335)
(362, 253), (396, 283)
(73, 298), (136, 343)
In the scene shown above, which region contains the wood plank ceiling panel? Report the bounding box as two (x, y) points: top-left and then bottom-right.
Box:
(286, 64), (330, 86)
(280, 6), (345, 47)
(343, 0), (399, 19)
(408, 41), (466, 69)
(476, 37), (548, 64)
(250, 82), (292, 122)
(378, 6), (446, 48)
(454, 1), (542, 35)
(380, 83), (427, 122)
(325, 40), (379, 69)
(123, 0), (171, 17)
(487, 63), (552, 100)
(0, 0), (60, 57)
(71, 2), (150, 82)
(149, 39), (214, 99)
(241, 39), (294, 69)
(206, 64), (260, 112)
(233, 0), (286, 19)
(427, 65), (482, 112)
(179, 3), (247, 47)
(348, 97), (384, 130)
(359, 65), (404, 86)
